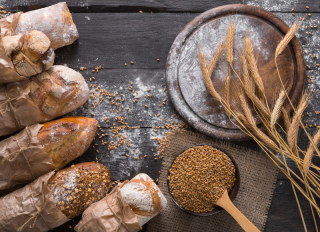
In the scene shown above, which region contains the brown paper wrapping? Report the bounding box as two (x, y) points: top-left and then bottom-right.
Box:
(75, 181), (142, 232)
(0, 12), (26, 84)
(0, 13), (22, 37)
(0, 123), (55, 191)
(0, 171), (70, 232)
(0, 80), (45, 136)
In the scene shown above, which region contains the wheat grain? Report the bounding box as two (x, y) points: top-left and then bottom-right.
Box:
(208, 42), (225, 77)
(270, 90), (286, 128)
(244, 36), (265, 95)
(276, 21), (301, 58)
(303, 129), (320, 174)
(199, 51), (222, 101)
(227, 24), (235, 68)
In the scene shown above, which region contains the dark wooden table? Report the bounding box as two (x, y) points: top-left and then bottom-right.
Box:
(4, 0), (320, 231)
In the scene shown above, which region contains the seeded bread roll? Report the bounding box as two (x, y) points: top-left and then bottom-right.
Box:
(38, 117), (98, 169)
(120, 173), (167, 226)
(48, 162), (112, 219)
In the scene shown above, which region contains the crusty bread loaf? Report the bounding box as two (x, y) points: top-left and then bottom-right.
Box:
(29, 65), (89, 117)
(15, 2), (79, 50)
(48, 162), (112, 219)
(0, 65), (89, 136)
(0, 117), (98, 191)
(120, 173), (167, 226)
(38, 117), (98, 169)
(3, 30), (55, 77)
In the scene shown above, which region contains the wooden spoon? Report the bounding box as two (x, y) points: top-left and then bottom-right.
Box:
(215, 189), (260, 232)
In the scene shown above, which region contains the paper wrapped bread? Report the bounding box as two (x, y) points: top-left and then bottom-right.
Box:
(0, 65), (89, 136)
(0, 163), (111, 232)
(0, 117), (98, 191)
(2, 30), (55, 79)
(75, 173), (167, 232)
(120, 173), (167, 226)
(15, 2), (79, 50)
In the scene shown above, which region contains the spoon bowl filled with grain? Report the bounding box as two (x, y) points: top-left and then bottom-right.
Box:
(167, 144), (240, 216)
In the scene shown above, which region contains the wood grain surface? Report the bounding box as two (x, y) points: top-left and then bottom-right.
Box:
(1, 0), (320, 231)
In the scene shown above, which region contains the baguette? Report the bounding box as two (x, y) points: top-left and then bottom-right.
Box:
(0, 116), (98, 191)
(0, 65), (89, 136)
(48, 162), (112, 219)
(2, 30), (55, 78)
(14, 2), (79, 50)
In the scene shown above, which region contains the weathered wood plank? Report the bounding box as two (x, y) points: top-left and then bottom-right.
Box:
(265, 180), (319, 232)
(2, 0), (320, 13)
(1, 0), (239, 13)
(51, 12), (320, 69)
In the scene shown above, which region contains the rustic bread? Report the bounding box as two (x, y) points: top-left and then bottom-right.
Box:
(0, 65), (89, 136)
(29, 65), (89, 117)
(48, 162), (112, 219)
(15, 2), (79, 50)
(120, 173), (167, 226)
(38, 117), (98, 169)
(0, 117), (98, 191)
(2, 30), (55, 77)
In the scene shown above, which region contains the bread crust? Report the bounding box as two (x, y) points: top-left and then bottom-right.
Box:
(38, 117), (98, 169)
(48, 162), (112, 219)
(120, 173), (167, 226)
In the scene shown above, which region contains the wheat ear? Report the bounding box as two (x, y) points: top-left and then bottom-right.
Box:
(199, 50), (222, 101)
(238, 94), (278, 149)
(303, 129), (320, 174)
(227, 24), (235, 68)
(208, 42), (226, 77)
(270, 90), (286, 129)
(287, 93), (308, 152)
(282, 107), (291, 133)
(240, 51), (271, 119)
(275, 21), (301, 58)
(244, 36), (265, 95)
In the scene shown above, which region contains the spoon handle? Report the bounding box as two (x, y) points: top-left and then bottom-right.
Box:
(216, 191), (260, 232)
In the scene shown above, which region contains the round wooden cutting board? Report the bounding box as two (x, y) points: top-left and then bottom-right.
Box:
(166, 4), (305, 141)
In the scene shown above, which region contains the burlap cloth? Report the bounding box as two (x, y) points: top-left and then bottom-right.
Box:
(146, 130), (279, 232)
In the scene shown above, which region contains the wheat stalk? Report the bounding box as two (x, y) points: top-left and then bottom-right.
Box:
(224, 71), (231, 117)
(244, 36), (265, 95)
(199, 50), (222, 101)
(304, 130), (320, 174)
(227, 24), (235, 68)
(208, 42), (225, 77)
(270, 90), (286, 129)
(275, 20), (301, 58)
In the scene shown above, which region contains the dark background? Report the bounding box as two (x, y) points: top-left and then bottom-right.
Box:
(3, 0), (320, 231)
